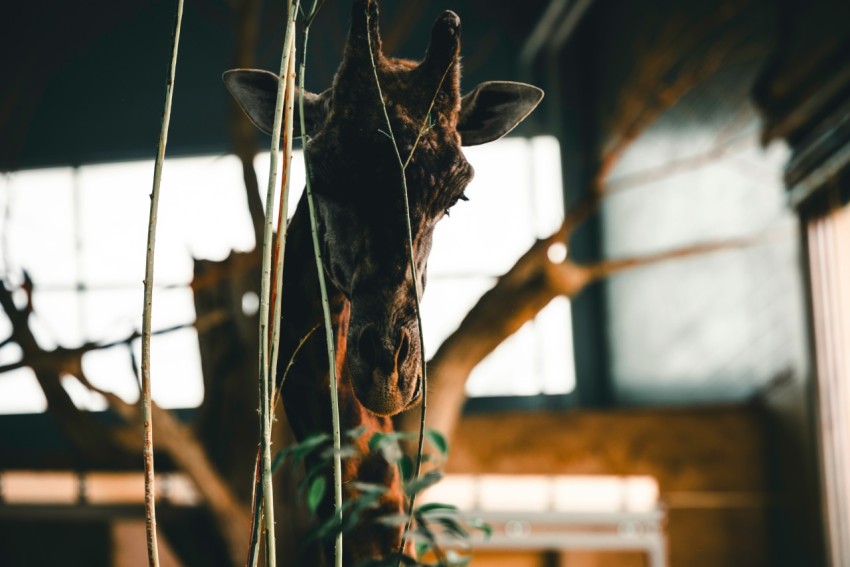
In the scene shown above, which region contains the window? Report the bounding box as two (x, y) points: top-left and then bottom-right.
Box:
(0, 136), (571, 413)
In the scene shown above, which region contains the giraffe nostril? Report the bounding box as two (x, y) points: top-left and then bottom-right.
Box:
(357, 326), (379, 365)
(395, 328), (411, 369)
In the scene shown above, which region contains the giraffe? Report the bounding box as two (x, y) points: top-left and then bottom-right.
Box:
(224, 0), (543, 562)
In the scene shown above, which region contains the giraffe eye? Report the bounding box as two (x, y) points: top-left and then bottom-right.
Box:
(443, 192), (468, 218)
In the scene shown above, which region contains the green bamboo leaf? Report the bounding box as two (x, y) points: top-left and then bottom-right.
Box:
(375, 513), (409, 527)
(368, 431), (415, 453)
(397, 455), (414, 482)
(318, 444), (360, 461)
(307, 476), (327, 514)
(379, 441), (403, 463)
(466, 516), (493, 540)
(416, 502), (458, 515)
(415, 539), (434, 558)
(350, 481), (388, 496)
(299, 459), (333, 493)
(346, 425), (368, 440)
(433, 516), (469, 540)
(425, 429), (449, 457)
(368, 432), (389, 453)
(273, 432), (331, 474)
(368, 431), (417, 463)
(405, 469), (443, 498)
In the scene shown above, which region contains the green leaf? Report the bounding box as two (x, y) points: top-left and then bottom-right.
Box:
(298, 459), (332, 493)
(293, 431), (332, 452)
(415, 539), (434, 558)
(349, 481), (388, 496)
(367, 432), (389, 453)
(273, 432), (331, 472)
(307, 476), (326, 514)
(318, 444), (360, 461)
(380, 441), (403, 463)
(368, 430), (419, 463)
(396, 455), (414, 483)
(466, 516), (493, 540)
(345, 425), (368, 440)
(405, 469), (443, 498)
(425, 429), (449, 458)
(416, 502), (458, 515)
(368, 431), (416, 453)
(433, 516), (469, 540)
(398, 455), (414, 482)
(342, 488), (386, 533)
(375, 513), (409, 527)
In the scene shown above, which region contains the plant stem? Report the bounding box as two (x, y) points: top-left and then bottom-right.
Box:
(298, 2), (342, 566)
(256, 2), (300, 565)
(269, 38), (297, 404)
(141, 0), (184, 565)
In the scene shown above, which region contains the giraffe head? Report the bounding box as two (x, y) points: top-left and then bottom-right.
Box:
(225, 0), (543, 416)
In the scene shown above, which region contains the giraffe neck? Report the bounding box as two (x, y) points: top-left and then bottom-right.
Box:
(277, 193), (406, 564)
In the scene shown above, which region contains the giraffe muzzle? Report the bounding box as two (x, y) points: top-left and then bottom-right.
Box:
(348, 323), (422, 416)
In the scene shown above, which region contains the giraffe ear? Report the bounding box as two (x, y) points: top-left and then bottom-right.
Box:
(223, 69), (327, 138)
(457, 81), (544, 146)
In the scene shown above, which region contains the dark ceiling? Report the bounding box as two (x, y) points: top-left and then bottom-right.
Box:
(1, 0), (550, 171)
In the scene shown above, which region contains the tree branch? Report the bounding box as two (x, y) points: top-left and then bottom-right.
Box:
(0, 278), (250, 564)
(0, 307), (230, 379)
(399, 224), (775, 443)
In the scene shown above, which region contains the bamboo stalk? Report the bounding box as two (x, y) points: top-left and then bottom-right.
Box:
(255, 1), (300, 564)
(269, 37), (297, 406)
(297, 2), (342, 565)
(140, 1), (184, 565)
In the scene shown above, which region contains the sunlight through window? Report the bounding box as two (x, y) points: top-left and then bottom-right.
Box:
(0, 136), (572, 413)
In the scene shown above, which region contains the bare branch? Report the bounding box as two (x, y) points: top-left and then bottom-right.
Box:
(0, 360), (26, 374)
(0, 280), (137, 464)
(0, 306), (230, 377)
(603, 129), (758, 194)
(0, 276), (249, 562)
(400, 221), (779, 444)
(584, 233), (774, 281)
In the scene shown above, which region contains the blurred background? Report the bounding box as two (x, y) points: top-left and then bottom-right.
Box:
(1, 0), (849, 565)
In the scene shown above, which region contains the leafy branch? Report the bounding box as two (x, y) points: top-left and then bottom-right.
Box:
(274, 427), (489, 567)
